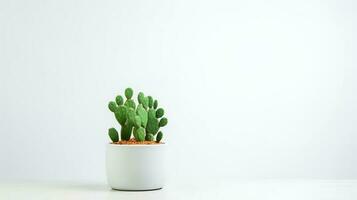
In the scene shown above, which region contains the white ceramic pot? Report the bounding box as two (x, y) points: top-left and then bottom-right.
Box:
(106, 143), (166, 191)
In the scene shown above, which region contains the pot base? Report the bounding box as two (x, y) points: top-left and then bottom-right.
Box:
(111, 187), (162, 192)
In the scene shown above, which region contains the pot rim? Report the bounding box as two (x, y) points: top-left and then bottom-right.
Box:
(107, 143), (166, 147)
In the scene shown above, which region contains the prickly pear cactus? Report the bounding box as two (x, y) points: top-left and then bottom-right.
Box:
(148, 96), (153, 108)
(120, 121), (132, 141)
(146, 133), (154, 141)
(142, 97), (149, 109)
(124, 99), (136, 109)
(138, 92), (145, 104)
(115, 95), (124, 106)
(107, 87), (168, 142)
(146, 109), (159, 135)
(159, 117), (168, 127)
(108, 101), (117, 112)
(134, 116), (142, 128)
(126, 107), (136, 125)
(136, 104), (148, 127)
(156, 108), (164, 118)
(125, 88), (133, 99)
(153, 100), (158, 109)
(133, 127), (146, 141)
(114, 105), (127, 125)
(108, 128), (119, 142)
(156, 131), (163, 142)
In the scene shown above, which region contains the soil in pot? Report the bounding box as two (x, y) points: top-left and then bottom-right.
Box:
(113, 138), (164, 145)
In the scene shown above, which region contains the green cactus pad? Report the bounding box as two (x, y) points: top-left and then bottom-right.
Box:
(159, 117), (168, 127)
(126, 107), (136, 125)
(124, 99), (136, 109)
(138, 92), (145, 104)
(125, 88), (133, 99)
(134, 116), (142, 128)
(120, 122), (132, 141)
(108, 128), (119, 142)
(115, 95), (124, 105)
(133, 127), (139, 141)
(148, 96), (153, 108)
(146, 109), (159, 134)
(108, 101), (117, 112)
(156, 108), (164, 118)
(146, 133), (154, 141)
(114, 105), (127, 125)
(153, 100), (158, 109)
(136, 104), (148, 127)
(142, 97), (149, 109)
(133, 127), (145, 141)
(156, 131), (163, 142)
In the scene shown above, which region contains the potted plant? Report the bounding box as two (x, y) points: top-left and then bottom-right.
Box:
(106, 88), (168, 191)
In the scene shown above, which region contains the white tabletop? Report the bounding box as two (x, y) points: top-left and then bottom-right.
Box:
(1, 180), (356, 200)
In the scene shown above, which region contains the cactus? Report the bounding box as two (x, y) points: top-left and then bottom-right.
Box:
(156, 131), (163, 142)
(121, 121), (132, 141)
(153, 100), (158, 109)
(124, 99), (136, 109)
(133, 127), (145, 141)
(148, 96), (153, 108)
(107, 87), (168, 142)
(136, 104), (148, 127)
(159, 117), (168, 127)
(126, 107), (136, 125)
(108, 101), (117, 112)
(146, 109), (159, 135)
(138, 92), (145, 104)
(134, 116), (141, 128)
(156, 108), (164, 118)
(115, 95), (124, 105)
(125, 88), (133, 99)
(114, 105), (127, 125)
(108, 128), (119, 142)
(142, 97), (149, 109)
(146, 133), (154, 141)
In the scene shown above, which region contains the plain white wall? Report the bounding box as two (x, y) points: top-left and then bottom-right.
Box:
(0, 0), (356, 183)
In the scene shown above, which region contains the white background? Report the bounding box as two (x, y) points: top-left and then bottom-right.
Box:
(0, 0), (356, 184)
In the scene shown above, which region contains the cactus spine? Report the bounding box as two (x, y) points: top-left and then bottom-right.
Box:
(107, 87), (168, 143)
